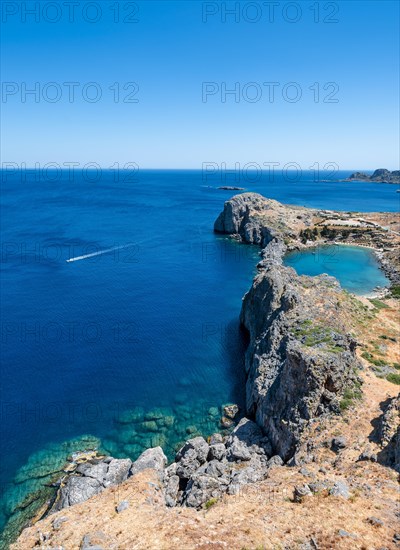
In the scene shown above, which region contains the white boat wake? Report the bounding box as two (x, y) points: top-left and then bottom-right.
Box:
(66, 244), (134, 263)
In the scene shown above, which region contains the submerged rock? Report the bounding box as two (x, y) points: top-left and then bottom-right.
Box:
(223, 404), (239, 419)
(220, 416), (235, 429)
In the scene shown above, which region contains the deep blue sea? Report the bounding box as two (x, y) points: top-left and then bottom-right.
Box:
(0, 169), (398, 532)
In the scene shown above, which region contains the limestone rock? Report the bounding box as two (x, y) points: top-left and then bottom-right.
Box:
(176, 449), (201, 480)
(116, 500), (129, 513)
(293, 484), (312, 502)
(329, 480), (350, 499)
(164, 475), (180, 507)
(239, 242), (362, 461)
(267, 455), (284, 468)
(376, 394), (400, 472)
(103, 458), (132, 487)
(223, 404), (239, 419)
(226, 418), (269, 462)
(59, 476), (103, 508)
(176, 437), (210, 465)
(130, 447), (166, 478)
(183, 474), (227, 508)
(208, 443), (227, 461)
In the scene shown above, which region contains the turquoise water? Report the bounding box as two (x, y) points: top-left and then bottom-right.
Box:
(284, 245), (390, 295)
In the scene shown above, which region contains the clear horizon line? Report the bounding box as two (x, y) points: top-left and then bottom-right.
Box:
(0, 167), (396, 171)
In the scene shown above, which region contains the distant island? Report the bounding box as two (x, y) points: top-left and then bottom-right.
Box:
(217, 186), (245, 191)
(346, 168), (400, 184)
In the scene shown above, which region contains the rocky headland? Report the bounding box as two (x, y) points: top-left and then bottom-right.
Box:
(9, 194), (400, 550)
(345, 169), (400, 184)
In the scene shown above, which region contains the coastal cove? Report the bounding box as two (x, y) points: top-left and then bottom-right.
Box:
(1, 171), (399, 543)
(283, 245), (390, 296)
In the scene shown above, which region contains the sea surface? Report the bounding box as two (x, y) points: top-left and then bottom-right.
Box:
(0, 169), (398, 533)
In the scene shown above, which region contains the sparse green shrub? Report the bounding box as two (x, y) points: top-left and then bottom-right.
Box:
(205, 497), (218, 510)
(361, 351), (388, 367)
(390, 285), (400, 299)
(371, 358), (388, 367)
(369, 298), (389, 310)
(361, 351), (373, 361)
(292, 321), (344, 352)
(340, 385), (362, 411)
(299, 228), (318, 243)
(379, 334), (397, 342)
(386, 373), (400, 385)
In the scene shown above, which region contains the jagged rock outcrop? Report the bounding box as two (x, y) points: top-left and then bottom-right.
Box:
(165, 419), (274, 508)
(215, 193), (364, 461)
(240, 252), (361, 460)
(377, 393), (400, 472)
(347, 169), (400, 184)
(214, 193), (283, 245)
(48, 424), (277, 514)
(51, 451), (165, 512)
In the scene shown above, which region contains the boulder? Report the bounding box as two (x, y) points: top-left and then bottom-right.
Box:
(59, 476), (103, 508)
(130, 447), (166, 478)
(357, 446), (378, 463)
(75, 462), (108, 483)
(104, 458), (132, 487)
(208, 443), (227, 461)
(267, 455), (284, 468)
(226, 418), (267, 462)
(223, 404), (239, 419)
(165, 475), (180, 507)
(183, 474), (227, 508)
(329, 480), (350, 499)
(205, 459), (229, 480)
(116, 500), (129, 513)
(228, 458), (267, 495)
(176, 437), (210, 464)
(209, 433), (223, 445)
(220, 416), (235, 429)
(176, 449), (200, 480)
(293, 484), (312, 502)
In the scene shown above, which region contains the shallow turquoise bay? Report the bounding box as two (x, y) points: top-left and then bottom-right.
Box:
(283, 245), (390, 295)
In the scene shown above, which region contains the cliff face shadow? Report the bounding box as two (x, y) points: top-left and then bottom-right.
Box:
(221, 319), (250, 414)
(368, 397), (399, 472)
(368, 397), (393, 443)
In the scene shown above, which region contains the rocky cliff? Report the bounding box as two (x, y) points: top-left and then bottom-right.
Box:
(215, 194), (363, 460)
(240, 261), (362, 461)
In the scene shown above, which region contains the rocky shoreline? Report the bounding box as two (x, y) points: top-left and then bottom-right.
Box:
(8, 193), (400, 549)
(214, 193), (400, 285)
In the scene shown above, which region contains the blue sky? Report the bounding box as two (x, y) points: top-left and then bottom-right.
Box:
(1, 0), (399, 169)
